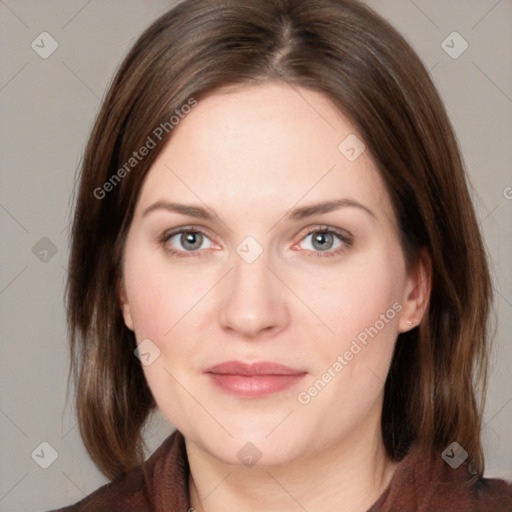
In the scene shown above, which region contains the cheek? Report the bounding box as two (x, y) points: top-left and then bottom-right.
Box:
(122, 245), (217, 390)
(303, 250), (405, 346)
(296, 246), (405, 409)
(124, 248), (206, 342)
(123, 250), (209, 427)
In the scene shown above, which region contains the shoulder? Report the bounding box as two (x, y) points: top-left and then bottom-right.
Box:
(46, 430), (189, 512)
(370, 443), (512, 512)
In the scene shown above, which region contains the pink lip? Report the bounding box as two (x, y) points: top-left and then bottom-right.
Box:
(204, 361), (307, 398)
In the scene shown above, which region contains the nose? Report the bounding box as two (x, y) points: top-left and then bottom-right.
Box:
(218, 248), (290, 340)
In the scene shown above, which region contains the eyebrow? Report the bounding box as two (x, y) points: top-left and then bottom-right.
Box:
(142, 198), (376, 222)
(143, 201), (214, 220)
(288, 199), (376, 221)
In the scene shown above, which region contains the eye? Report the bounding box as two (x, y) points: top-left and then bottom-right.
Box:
(295, 227), (353, 257)
(159, 225), (353, 258)
(160, 227), (216, 257)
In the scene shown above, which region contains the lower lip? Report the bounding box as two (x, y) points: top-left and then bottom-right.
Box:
(206, 373), (307, 398)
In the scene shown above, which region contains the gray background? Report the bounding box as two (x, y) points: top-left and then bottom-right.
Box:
(0, 1), (511, 510)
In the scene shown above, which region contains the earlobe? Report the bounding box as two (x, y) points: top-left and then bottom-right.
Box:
(117, 275), (134, 331)
(398, 249), (432, 332)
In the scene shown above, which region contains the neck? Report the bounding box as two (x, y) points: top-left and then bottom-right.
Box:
(186, 407), (397, 512)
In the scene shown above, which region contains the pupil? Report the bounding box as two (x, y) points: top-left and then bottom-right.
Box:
(182, 231), (202, 250)
(313, 232), (332, 251)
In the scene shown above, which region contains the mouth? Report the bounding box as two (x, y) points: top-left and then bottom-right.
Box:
(204, 361), (307, 398)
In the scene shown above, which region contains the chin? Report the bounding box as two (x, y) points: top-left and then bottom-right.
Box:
(190, 422), (309, 467)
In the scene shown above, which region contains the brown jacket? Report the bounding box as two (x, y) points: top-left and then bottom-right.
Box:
(50, 430), (512, 511)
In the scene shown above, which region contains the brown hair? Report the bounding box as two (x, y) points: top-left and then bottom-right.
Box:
(67, 0), (492, 481)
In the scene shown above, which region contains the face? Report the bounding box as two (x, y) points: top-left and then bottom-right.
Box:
(119, 82), (429, 467)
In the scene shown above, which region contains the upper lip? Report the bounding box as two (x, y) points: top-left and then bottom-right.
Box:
(205, 361), (306, 376)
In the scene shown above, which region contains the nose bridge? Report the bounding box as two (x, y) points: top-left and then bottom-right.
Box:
(218, 240), (289, 338)
(232, 244), (271, 294)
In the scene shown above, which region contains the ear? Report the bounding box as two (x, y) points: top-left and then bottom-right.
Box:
(117, 274), (134, 331)
(398, 248), (432, 333)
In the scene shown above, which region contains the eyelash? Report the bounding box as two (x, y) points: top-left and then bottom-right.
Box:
(159, 226), (214, 259)
(159, 225), (354, 259)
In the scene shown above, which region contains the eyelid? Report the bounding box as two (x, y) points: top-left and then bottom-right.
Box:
(294, 224), (353, 242)
(292, 225), (354, 256)
(161, 225), (213, 241)
(159, 225), (219, 257)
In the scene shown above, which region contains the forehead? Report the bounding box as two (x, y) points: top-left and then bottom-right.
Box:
(134, 82), (394, 225)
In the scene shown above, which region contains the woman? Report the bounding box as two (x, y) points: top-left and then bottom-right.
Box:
(52, 0), (512, 510)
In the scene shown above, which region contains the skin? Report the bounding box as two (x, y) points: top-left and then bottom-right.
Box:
(119, 82), (431, 512)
